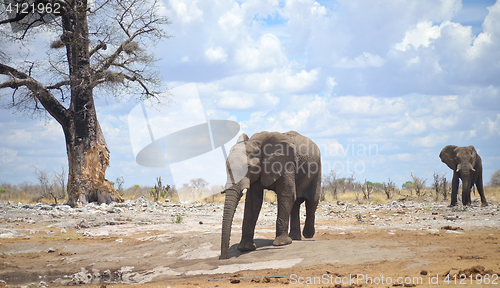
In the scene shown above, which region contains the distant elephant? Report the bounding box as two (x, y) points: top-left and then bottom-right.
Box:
(439, 145), (488, 206)
(220, 131), (321, 259)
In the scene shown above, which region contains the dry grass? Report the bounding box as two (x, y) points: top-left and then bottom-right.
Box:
(2, 183), (499, 205)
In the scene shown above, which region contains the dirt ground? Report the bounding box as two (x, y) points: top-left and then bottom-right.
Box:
(1, 199), (499, 287)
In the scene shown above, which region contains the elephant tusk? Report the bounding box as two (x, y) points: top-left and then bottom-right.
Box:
(472, 168), (475, 172)
(242, 188), (248, 195)
(456, 168), (460, 172)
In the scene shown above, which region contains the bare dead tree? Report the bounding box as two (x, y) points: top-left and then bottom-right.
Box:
(362, 179), (374, 200)
(55, 166), (67, 200)
(441, 176), (448, 200)
(114, 176), (124, 197)
(34, 168), (64, 204)
(382, 178), (395, 199)
(432, 172), (441, 201)
(190, 178), (208, 198)
(489, 169), (500, 187)
(410, 172), (427, 197)
(0, 0), (171, 207)
(322, 170), (339, 201)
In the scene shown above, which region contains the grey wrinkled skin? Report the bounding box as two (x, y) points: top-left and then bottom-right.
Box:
(439, 145), (488, 207)
(220, 131), (321, 259)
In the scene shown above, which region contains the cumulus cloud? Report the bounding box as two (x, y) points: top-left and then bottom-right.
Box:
(234, 34), (287, 72)
(168, 0), (204, 23)
(2, 0), (499, 187)
(205, 47), (228, 63)
(394, 21), (442, 51)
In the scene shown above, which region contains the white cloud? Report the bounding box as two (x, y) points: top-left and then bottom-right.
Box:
(168, 0), (203, 24)
(326, 76), (337, 89)
(485, 114), (500, 136)
(414, 133), (448, 147)
(223, 67), (319, 94)
(234, 34), (287, 71)
(218, 95), (254, 110)
(336, 52), (385, 68)
(394, 21), (441, 51)
(2, 0), (500, 188)
(391, 153), (413, 162)
(330, 96), (405, 117)
(316, 139), (345, 157)
(205, 46), (228, 63)
(397, 119), (427, 136)
(0, 147), (17, 164)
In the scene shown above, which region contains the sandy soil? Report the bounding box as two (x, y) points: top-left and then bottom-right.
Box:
(1, 198), (499, 287)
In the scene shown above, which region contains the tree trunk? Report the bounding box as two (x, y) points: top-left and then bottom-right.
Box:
(61, 1), (122, 207)
(64, 114), (123, 207)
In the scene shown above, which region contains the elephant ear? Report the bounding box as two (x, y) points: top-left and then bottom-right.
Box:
(237, 133), (249, 143)
(439, 145), (458, 170)
(468, 145), (477, 168)
(260, 137), (297, 187)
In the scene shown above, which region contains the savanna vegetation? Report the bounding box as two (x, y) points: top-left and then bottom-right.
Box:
(2, 169), (499, 205)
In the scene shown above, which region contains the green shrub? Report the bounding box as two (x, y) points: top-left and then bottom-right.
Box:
(172, 214), (183, 224)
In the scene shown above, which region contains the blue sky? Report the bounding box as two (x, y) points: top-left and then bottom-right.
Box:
(1, 0), (500, 190)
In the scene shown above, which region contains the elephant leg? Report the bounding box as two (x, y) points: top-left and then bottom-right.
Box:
(450, 172), (459, 206)
(303, 198), (318, 238)
(289, 198), (304, 240)
(303, 174), (320, 238)
(475, 175), (488, 207)
(273, 181), (294, 246)
(238, 185), (264, 252)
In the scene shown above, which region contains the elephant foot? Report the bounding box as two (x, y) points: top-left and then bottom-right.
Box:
(481, 202), (488, 207)
(237, 240), (256, 252)
(289, 229), (301, 240)
(273, 234), (292, 246)
(302, 225), (315, 239)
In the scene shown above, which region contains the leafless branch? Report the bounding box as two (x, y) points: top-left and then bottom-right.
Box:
(0, 63), (69, 124)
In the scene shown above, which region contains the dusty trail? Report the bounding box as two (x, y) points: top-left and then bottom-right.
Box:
(1, 198), (499, 287)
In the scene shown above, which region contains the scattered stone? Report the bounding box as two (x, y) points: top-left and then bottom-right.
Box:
(444, 215), (459, 221)
(458, 265), (495, 277)
(102, 269), (112, 279)
(76, 219), (89, 229)
(71, 268), (92, 285)
(420, 270), (428, 275)
(38, 281), (48, 287)
(441, 225), (463, 231)
(47, 247), (56, 253)
(92, 268), (101, 279)
(230, 276), (240, 284)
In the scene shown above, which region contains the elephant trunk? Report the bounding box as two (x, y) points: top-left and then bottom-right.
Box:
(461, 176), (471, 205)
(220, 187), (244, 259)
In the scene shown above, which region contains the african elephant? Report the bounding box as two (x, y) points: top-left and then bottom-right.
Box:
(220, 131), (321, 259)
(439, 145), (488, 206)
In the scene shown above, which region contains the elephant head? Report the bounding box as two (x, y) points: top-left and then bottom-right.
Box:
(220, 132), (296, 259)
(439, 145), (478, 204)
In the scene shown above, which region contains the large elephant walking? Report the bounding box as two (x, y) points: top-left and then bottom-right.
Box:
(439, 145), (488, 206)
(220, 131), (321, 259)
